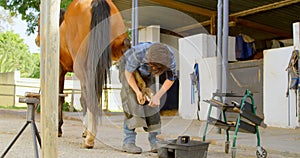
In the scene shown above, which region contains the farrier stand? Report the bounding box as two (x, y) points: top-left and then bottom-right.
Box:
(1, 97), (41, 158)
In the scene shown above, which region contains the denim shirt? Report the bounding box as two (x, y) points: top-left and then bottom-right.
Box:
(124, 42), (177, 81)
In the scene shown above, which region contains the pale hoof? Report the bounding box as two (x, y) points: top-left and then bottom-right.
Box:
(82, 130), (95, 149)
(82, 140), (94, 149)
(82, 128), (87, 138)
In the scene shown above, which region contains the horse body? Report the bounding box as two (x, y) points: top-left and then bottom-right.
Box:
(36, 0), (129, 148)
(59, 0), (91, 74)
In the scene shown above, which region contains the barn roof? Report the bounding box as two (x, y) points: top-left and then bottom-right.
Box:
(113, 0), (300, 42)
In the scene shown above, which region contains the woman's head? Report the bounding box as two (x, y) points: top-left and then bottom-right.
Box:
(148, 62), (169, 76)
(148, 43), (171, 76)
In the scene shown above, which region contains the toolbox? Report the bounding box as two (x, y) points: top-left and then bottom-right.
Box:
(157, 136), (209, 158)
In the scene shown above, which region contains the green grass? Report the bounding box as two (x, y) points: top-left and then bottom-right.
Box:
(0, 105), (27, 110)
(35, 102), (79, 113)
(107, 109), (123, 113)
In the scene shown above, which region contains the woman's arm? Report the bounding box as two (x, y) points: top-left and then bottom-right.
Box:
(149, 79), (174, 107)
(125, 70), (145, 104)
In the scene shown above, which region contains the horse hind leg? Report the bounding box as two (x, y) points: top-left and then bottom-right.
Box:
(81, 97), (88, 138)
(133, 71), (153, 103)
(82, 109), (97, 149)
(79, 85), (96, 148)
(58, 67), (67, 137)
(82, 129), (87, 138)
(82, 130), (95, 149)
(58, 98), (64, 137)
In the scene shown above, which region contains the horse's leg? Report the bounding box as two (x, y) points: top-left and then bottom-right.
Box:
(133, 70), (153, 101)
(58, 66), (67, 137)
(79, 84), (96, 149)
(80, 93), (88, 138)
(83, 109), (96, 149)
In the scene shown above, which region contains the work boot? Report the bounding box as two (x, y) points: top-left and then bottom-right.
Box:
(122, 143), (142, 154)
(150, 143), (158, 153)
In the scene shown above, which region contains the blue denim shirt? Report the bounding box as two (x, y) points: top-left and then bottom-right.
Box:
(124, 42), (177, 81)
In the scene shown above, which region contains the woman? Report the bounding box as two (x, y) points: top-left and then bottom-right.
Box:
(119, 42), (177, 154)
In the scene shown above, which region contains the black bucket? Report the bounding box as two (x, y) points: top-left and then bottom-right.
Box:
(157, 136), (209, 158)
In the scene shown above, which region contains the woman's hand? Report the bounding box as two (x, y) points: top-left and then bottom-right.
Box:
(136, 90), (146, 105)
(149, 94), (160, 107)
(148, 79), (174, 107)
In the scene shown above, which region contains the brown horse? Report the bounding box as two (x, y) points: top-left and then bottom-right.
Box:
(36, 0), (130, 148)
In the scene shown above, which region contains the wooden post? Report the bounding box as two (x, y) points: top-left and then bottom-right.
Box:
(104, 88), (109, 111)
(210, 14), (216, 35)
(70, 89), (74, 112)
(40, 0), (60, 157)
(293, 22), (300, 123)
(294, 22), (300, 49)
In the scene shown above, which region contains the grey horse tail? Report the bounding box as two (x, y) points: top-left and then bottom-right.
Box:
(85, 0), (111, 118)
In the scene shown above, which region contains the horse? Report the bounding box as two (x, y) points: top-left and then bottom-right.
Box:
(35, 0), (130, 148)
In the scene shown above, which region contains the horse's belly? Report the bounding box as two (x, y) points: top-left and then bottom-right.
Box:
(60, 52), (74, 72)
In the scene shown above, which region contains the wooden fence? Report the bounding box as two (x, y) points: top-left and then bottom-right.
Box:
(0, 75), (122, 112)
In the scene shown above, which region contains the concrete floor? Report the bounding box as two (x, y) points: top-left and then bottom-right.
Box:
(0, 109), (300, 158)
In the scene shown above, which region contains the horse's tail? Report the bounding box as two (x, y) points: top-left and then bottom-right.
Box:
(86, 0), (111, 118)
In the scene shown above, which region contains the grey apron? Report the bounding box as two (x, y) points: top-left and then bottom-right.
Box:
(119, 56), (161, 132)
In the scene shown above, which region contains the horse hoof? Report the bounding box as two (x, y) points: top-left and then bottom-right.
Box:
(82, 130), (95, 149)
(82, 138), (95, 149)
(82, 142), (94, 149)
(82, 129), (87, 138)
(58, 132), (62, 137)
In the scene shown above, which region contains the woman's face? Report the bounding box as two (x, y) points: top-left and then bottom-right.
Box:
(149, 63), (168, 76)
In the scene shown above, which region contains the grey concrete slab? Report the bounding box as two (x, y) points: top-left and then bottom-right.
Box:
(0, 109), (299, 158)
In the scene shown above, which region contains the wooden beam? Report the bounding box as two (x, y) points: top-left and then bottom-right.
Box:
(173, 21), (210, 33)
(174, 18), (292, 38)
(235, 18), (292, 38)
(230, 0), (300, 18)
(173, 0), (298, 36)
(40, 0), (60, 157)
(173, 23), (205, 33)
(160, 28), (184, 37)
(146, 0), (216, 17)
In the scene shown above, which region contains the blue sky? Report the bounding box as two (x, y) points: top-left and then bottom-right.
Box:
(1, 7), (40, 53)
(13, 15), (40, 53)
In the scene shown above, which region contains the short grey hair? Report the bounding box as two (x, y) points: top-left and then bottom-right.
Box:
(148, 43), (171, 67)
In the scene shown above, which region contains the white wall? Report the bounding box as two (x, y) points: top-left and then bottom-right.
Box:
(139, 25), (160, 43)
(178, 33), (236, 120)
(264, 46), (299, 128)
(178, 34), (218, 120)
(198, 34), (236, 61)
(161, 33), (180, 70)
(0, 71), (19, 106)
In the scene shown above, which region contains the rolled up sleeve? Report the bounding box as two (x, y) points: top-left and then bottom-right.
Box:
(125, 48), (144, 72)
(167, 48), (177, 81)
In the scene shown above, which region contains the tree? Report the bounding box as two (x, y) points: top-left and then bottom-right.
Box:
(0, 7), (14, 32)
(0, 31), (38, 77)
(29, 53), (40, 78)
(0, 0), (72, 35)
